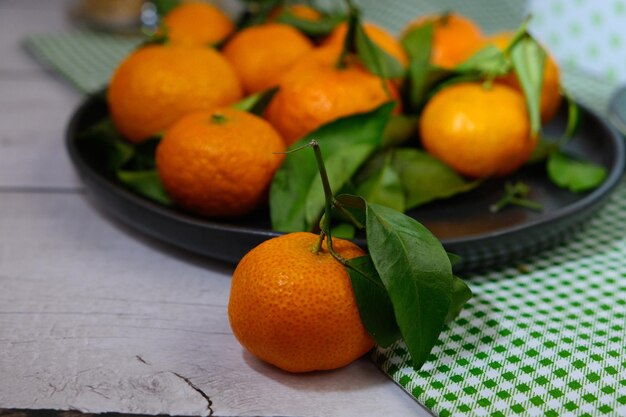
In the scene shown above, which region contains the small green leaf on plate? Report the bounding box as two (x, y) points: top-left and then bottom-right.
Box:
(382, 114), (419, 147)
(117, 170), (172, 205)
(392, 148), (480, 209)
(346, 255), (401, 347)
(547, 152), (607, 192)
(77, 118), (135, 174)
(330, 222), (356, 239)
(355, 151), (406, 212)
(269, 102), (395, 232)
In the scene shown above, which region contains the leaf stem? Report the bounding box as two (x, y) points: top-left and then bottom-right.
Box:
(309, 140), (348, 264)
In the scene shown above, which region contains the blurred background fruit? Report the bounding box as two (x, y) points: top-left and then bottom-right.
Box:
(156, 108), (285, 217)
(265, 47), (399, 144)
(403, 12), (483, 68)
(162, 1), (235, 46)
(419, 82), (535, 178)
(107, 44), (242, 143)
(223, 23), (314, 94)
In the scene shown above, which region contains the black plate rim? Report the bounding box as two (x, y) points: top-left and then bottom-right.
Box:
(66, 94), (626, 255)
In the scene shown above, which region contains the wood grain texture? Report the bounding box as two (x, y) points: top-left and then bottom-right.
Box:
(0, 193), (424, 416)
(0, 1), (430, 416)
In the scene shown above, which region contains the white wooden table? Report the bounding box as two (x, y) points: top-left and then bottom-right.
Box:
(0, 1), (429, 416)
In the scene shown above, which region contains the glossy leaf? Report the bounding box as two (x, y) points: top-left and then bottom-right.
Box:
(305, 143), (374, 227)
(547, 152), (607, 192)
(401, 23), (445, 111)
(392, 148), (480, 209)
(365, 203), (456, 369)
(444, 275), (472, 323)
(346, 255), (401, 347)
(269, 102), (395, 232)
(355, 151), (406, 212)
(510, 36), (546, 134)
(117, 170), (172, 205)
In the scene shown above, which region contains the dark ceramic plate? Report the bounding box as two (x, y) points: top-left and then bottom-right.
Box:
(66, 95), (625, 271)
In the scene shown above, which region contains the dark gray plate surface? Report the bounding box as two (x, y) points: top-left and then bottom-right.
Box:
(66, 95), (625, 271)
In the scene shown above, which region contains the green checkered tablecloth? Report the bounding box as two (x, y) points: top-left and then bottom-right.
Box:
(23, 1), (626, 415)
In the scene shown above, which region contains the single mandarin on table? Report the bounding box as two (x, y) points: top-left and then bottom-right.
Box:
(403, 13), (483, 68)
(155, 108), (285, 217)
(228, 232), (374, 373)
(265, 47), (399, 144)
(419, 82), (535, 178)
(485, 31), (563, 123)
(107, 44), (242, 143)
(222, 23), (314, 94)
(162, 1), (234, 46)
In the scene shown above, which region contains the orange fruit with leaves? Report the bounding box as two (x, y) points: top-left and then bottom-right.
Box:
(223, 23), (314, 94)
(485, 32), (562, 123)
(155, 108), (285, 217)
(323, 21), (408, 67)
(265, 47), (399, 144)
(419, 82), (535, 178)
(162, 1), (234, 46)
(108, 44), (242, 143)
(404, 13), (483, 68)
(228, 231), (374, 373)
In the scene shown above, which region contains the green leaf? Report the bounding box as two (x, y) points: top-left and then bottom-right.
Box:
(365, 202), (457, 369)
(346, 255), (401, 347)
(354, 22), (405, 79)
(547, 152), (607, 192)
(305, 143), (374, 226)
(232, 87), (279, 116)
(270, 102), (395, 232)
(355, 151), (406, 212)
(117, 170), (172, 205)
(401, 23), (446, 112)
(444, 275), (472, 323)
(77, 118), (135, 174)
(275, 10), (345, 36)
(392, 148), (480, 209)
(510, 36), (546, 134)
(455, 44), (510, 76)
(382, 114), (419, 147)
(330, 222), (355, 239)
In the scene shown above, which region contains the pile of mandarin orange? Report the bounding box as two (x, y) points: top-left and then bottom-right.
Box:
(107, 1), (562, 218)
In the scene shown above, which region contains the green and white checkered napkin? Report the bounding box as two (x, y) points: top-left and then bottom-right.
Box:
(23, 1), (626, 415)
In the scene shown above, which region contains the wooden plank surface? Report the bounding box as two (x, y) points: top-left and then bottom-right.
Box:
(0, 1), (429, 416)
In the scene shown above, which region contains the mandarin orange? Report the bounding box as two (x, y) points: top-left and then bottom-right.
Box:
(265, 47), (399, 144)
(163, 1), (234, 45)
(419, 82), (535, 178)
(107, 44), (242, 143)
(156, 108), (285, 217)
(228, 232), (374, 373)
(404, 13), (483, 68)
(223, 23), (314, 94)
